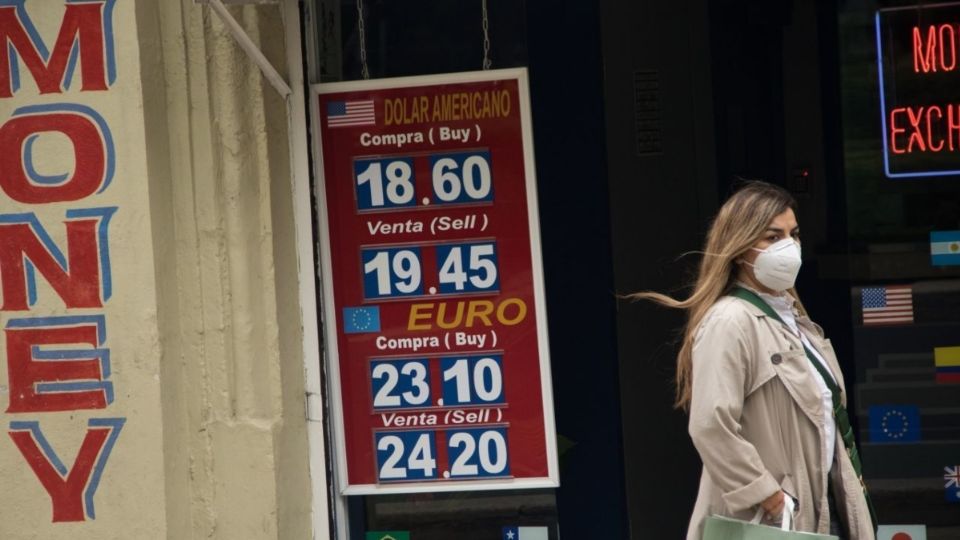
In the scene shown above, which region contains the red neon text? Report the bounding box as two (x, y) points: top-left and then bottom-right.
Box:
(888, 104), (960, 154)
(913, 24), (959, 73)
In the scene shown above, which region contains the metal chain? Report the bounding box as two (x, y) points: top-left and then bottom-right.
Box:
(357, 0), (370, 79)
(481, 0), (492, 70)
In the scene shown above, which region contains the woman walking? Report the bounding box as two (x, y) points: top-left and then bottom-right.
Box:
(632, 181), (876, 540)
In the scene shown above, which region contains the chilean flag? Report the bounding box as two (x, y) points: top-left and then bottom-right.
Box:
(502, 526), (548, 540)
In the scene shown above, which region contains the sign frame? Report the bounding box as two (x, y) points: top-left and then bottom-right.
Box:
(310, 68), (559, 495)
(875, 2), (960, 179)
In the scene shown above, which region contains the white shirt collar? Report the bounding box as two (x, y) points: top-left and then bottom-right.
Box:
(734, 281), (798, 317)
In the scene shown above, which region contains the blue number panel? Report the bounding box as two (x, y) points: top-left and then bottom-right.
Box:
(361, 246), (424, 299)
(429, 151), (494, 204)
(370, 359), (431, 410)
(354, 157), (416, 210)
(440, 355), (505, 406)
(435, 242), (500, 294)
(375, 430), (437, 482)
(447, 428), (510, 479)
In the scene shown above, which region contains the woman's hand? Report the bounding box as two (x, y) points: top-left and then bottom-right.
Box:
(760, 490), (785, 520)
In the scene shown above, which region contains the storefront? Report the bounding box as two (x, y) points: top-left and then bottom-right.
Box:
(0, 0), (957, 539)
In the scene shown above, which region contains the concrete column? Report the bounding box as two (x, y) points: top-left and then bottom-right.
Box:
(137, 0), (314, 538)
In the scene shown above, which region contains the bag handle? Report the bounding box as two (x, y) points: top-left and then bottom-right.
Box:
(750, 496), (796, 531)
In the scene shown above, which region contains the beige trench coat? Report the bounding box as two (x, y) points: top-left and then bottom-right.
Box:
(685, 294), (875, 540)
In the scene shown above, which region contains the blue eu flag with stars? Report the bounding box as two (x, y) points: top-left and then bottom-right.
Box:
(343, 306), (380, 334)
(868, 405), (920, 443)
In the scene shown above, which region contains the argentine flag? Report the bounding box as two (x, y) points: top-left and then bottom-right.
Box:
(931, 231), (960, 266)
(502, 526), (548, 540)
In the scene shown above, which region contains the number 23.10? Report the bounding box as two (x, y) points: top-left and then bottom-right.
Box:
(370, 356), (505, 409)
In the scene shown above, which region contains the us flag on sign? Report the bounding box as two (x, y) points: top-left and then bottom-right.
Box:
(861, 285), (914, 326)
(326, 100), (376, 127)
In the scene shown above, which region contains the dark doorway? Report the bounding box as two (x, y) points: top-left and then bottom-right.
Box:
(600, 0), (851, 537)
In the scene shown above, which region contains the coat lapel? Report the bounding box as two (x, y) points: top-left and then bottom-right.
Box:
(796, 316), (848, 406)
(761, 317), (827, 424)
(734, 298), (829, 425)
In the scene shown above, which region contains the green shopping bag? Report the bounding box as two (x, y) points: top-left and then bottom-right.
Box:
(703, 498), (838, 540)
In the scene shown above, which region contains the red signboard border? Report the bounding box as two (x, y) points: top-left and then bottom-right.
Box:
(310, 68), (559, 496)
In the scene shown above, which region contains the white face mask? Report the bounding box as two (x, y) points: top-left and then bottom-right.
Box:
(744, 238), (802, 291)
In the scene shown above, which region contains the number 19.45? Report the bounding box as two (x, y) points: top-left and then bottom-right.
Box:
(361, 243), (499, 300)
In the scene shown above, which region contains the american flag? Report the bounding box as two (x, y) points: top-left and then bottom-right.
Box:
(861, 285), (914, 326)
(326, 100), (375, 127)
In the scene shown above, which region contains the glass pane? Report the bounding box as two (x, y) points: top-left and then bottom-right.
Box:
(839, 1), (960, 535)
(314, 0), (529, 82)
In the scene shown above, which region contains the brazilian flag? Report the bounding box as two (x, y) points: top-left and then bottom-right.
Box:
(366, 532), (410, 540)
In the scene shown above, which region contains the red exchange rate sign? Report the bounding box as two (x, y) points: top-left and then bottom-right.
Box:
(312, 69), (558, 495)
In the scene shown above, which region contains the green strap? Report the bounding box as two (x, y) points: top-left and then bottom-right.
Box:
(729, 286), (878, 531)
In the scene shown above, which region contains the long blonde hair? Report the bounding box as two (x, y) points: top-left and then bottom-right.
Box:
(629, 181), (804, 409)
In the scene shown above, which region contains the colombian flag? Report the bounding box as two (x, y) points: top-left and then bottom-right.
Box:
(934, 346), (960, 384)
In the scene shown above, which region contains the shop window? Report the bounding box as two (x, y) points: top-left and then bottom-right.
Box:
(839, 1), (960, 536)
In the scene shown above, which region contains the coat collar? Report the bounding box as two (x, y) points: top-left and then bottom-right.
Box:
(728, 284), (847, 404)
(732, 282), (824, 338)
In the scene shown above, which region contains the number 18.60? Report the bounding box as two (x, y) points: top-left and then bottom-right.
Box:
(354, 152), (494, 210)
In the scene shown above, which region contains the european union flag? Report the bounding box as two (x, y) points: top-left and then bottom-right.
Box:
(343, 306), (380, 334)
(868, 405), (921, 443)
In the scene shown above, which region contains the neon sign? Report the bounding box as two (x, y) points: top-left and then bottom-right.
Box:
(876, 3), (960, 178)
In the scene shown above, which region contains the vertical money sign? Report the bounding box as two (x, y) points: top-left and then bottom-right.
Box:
(0, 0), (124, 523)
